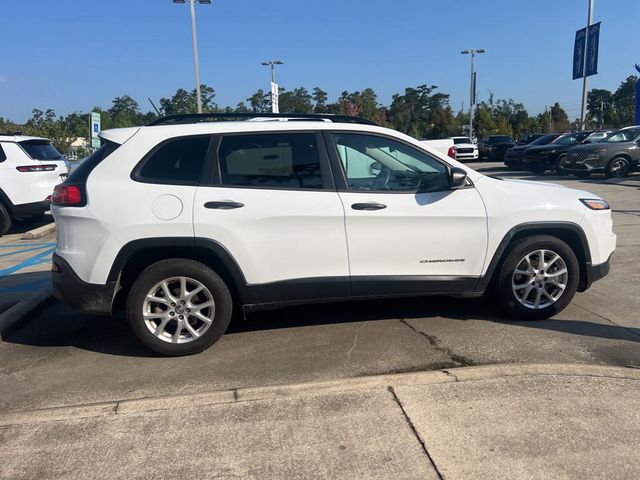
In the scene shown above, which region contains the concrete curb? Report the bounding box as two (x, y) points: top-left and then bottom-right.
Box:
(0, 290), (52, 341)
(21, 222), (56, 240)
(2, 363), (640, 427)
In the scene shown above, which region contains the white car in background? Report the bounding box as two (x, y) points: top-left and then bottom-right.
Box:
(451, 136), (479, 161)
(420, 136), (478, 162)
(0, 134), (69, 234)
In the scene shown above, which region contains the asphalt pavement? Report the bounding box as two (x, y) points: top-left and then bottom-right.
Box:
(1, 165), (639, 479)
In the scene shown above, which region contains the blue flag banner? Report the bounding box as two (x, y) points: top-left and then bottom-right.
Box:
(585, 22), (601, 77)
(573, 27), (586, 80)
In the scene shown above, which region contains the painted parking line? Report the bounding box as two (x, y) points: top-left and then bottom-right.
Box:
(0, 242), (56, 293)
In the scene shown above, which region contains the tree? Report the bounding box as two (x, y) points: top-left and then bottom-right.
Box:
(312, 87), (328, 113)
(246, 89), (270, 112)
(388, 84), (444, 138)
(108, 95), (141, 127)
(159, 85), (217, 115)
(549, 103), (570, 132)
(612, 76), (638, 127)
(586, 88), (615, 128)
(278, 87), (313, 113)
(473, 104), (495, 138)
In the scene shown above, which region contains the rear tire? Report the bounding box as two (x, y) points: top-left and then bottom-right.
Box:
(605, 157), (630, 178)
(127, 259), (232, 356)
(0, 204), (11, 235)
(493, 235), (579, 321)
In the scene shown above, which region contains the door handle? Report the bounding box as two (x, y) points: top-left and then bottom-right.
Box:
(204, 201), (244, 210)
(351, 202), (387, 211)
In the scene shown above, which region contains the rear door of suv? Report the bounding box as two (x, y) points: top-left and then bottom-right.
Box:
(193, 130), (349, 303)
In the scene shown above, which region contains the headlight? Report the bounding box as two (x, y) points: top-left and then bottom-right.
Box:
(580, 198), (610, 210)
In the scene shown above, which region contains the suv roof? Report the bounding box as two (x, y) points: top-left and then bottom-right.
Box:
(148, 112), (377, 127)
(0, 134), (49, 143)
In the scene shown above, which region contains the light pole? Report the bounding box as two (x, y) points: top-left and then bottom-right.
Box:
(173, 0), (212, 113)
(461, 48), (486, 140)
(261, 60), (284, 113)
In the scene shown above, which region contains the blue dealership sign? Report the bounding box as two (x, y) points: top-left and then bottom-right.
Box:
(585, 22), (601, 77)
(573, 27), (586, 80)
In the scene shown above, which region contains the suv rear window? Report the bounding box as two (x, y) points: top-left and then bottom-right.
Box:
(218, 133), (323, 189)
(137, 136), (211, 184)
(0, 144), (6, 162)
(19, 140), (63, 160)
(453, 138), (472, 144)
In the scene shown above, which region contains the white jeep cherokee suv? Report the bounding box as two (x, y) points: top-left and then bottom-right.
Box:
(51, 114), (615, 356)
(0, 134), (69, 234)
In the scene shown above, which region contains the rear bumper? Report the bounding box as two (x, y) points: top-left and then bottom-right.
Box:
(10, 200), (50, 218)
(51, 253), (115, 314)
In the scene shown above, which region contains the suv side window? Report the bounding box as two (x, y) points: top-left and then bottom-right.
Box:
(0, 144), (6, 162)
(331, 133), (449, 192)
(136, 136), (211, 184)
(218, 132), (324, 190)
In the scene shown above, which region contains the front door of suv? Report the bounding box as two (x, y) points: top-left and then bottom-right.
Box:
(326, 132), (488, 296)
(193, 131), (349, 303)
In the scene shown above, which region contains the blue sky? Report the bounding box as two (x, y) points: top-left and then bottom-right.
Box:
(1, 0), (637, 123)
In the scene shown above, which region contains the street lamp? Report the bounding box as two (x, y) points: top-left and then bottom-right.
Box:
(173, 0), (212, 113)
(461, 48), (486, 140)
(261, 60), (284, 113)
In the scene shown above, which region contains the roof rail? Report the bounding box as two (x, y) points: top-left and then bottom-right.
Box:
(147, 112), (378, 127)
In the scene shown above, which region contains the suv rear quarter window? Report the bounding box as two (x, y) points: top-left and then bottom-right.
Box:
(0, 144), (6, 162)
(218, 132), (324, 190)
(135, 136), (212, 185)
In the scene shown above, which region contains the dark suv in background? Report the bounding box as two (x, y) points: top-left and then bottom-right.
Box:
(504, 133), (562, 170)
(516, 133), (546, 145)
(478, 135), (514, 161)
(522, 131), (592, 174)
(565, 126), (640, 178)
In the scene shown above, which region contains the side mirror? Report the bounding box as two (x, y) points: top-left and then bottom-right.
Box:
(369, 161), (382, 176)
(450, 167), (468, 189)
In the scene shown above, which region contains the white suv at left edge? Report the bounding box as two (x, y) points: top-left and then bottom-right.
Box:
(0, 134), (69, 234)
(51, 113), (615, 356)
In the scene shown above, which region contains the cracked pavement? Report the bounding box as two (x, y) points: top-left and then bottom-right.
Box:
(1, 164), (639, 413)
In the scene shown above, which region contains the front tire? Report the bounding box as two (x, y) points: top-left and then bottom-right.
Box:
(127, 259), (232, 356)
(493, 235), (579, 320)
(554, 154), (569, 175)
(605, 157), (630, 178)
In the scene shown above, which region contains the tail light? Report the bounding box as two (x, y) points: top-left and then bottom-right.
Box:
(16, 165), (57, 172)
(52, 184), (84, 206)
(447, 146), (456, 159)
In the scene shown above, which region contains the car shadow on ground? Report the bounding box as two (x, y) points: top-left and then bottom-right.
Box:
(6, 295), (640, 358)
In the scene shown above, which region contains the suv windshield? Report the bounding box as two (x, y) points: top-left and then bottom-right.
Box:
(488, 136), (512, 144)
(552, 134), (580, 146)
(453, 137), (472, 144)
(530, 134), (557, 146)
(603, 128), (640, 143)
(19, 140), (63, 160)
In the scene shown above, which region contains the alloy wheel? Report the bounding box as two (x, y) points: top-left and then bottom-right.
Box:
(142, 276), (215, 344)
(511, 249), (568, 309)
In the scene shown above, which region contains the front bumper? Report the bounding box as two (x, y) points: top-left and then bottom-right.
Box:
(52, 253), (116, 314)
(578, 253), (612, 292)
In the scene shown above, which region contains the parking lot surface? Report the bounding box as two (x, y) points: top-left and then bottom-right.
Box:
(1, 165), (638, 412)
